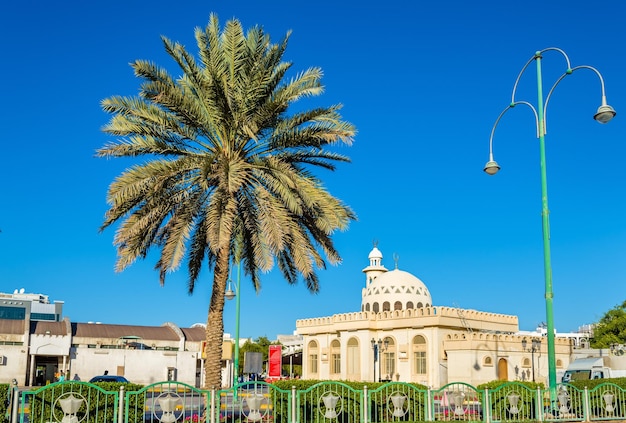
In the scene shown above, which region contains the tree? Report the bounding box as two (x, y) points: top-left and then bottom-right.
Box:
(591, 300), (626, 348)
(97, 15), (355, 389)
(237, 336), (275, 376)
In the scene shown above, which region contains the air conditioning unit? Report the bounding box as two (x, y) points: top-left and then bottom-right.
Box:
(0, 356), (7, 365)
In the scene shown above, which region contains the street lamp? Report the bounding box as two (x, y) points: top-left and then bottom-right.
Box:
(371, 338), (389, 382)
(370, 338), (377, 382)
(289, 353), (300, 378)
(484, 48), (616, 402)
(379, 338), (389, 382)
(522, 338), (541, 382)
(224, 262), (242, 388)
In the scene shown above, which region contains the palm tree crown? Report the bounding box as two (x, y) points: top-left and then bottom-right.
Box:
(97, 14), (355, 388)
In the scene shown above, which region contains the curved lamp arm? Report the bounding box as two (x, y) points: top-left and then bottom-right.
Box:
(544, 65), (616, 133)
(488, 47), (616, 176)
(510, 48), (571, 104)
(484, 101), (539, 175)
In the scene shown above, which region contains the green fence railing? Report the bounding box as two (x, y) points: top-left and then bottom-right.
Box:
(5, 380), (626, 423)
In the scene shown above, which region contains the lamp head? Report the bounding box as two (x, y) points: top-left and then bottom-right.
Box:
(484, 160), (500, 175)
(225, 280), (236, 300)
(594, 104), (616, 124)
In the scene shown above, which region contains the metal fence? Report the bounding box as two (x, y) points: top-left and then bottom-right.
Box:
(7, 380), (626, 423)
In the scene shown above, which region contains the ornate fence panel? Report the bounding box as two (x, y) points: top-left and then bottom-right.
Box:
(586, 382), (626, 421)
(487, 382), (539, 422)
(297, 382), (362, 423)
(125, 381), (208, 423)
(20, 381), (121, 423)
(431, 382), (483, 422)
(366, 382), (428, 423)
(538, 384), (585, 422)
(217, 381), (290, 423)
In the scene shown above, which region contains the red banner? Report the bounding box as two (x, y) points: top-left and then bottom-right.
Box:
(268, 345), (282, 378)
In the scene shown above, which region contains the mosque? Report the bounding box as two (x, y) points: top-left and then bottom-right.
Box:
(0, 245), (591, 388)
(295, 244), (578, 387)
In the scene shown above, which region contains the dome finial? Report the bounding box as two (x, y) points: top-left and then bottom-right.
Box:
(373, 239), (378, 248)
(393, 253), (399, 269)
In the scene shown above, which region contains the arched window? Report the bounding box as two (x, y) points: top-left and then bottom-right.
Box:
(383, 301), (390, 312)
(556, 359), (563, 368)
(412, 335), (427, 376)
(381, 337), (396, 381)
(406, 301), (414, 309)
(365, 303), (370, 312)
(308, 341), (319, 375)
(346, 338), (360, 381)
(522, 357), (531, 368)
(330, 340), (341, 376)
(417, 302), (423, 308)
(483, 356), (493, 367)
(394, 301), (402, 310)
(373, 303), (379, 313)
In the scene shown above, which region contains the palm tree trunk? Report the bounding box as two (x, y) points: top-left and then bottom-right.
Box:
(203, 246), (230, 388)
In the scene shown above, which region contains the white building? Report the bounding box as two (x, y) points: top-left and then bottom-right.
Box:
(0, 290), (208, 386)
(296, 245), (576, 387)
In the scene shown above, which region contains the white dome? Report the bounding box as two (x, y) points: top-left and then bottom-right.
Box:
(368, 247), (383, 260)
(361, 268), (432, 312)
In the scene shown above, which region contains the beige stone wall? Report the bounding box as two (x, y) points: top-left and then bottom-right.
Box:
(297, 306), (572, 388)
(444, 332), (573, 386)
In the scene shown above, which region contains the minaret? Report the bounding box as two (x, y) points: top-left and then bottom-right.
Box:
(362, 241), (387, 286)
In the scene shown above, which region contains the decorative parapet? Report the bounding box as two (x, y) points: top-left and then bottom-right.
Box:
(444, 331), (574, 347)
(296, 305), (518, 331)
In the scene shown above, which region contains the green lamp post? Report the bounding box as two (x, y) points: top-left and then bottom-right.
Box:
(483, 47), (616, 405)
(225, 261), (242, 389)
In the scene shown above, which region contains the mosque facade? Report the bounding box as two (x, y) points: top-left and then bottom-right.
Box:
(295, 245), (574, 387)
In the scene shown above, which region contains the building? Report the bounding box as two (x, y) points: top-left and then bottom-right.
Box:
(0, 247), (603, 388)
(296, 245), (576, 387)
(0, 288), (299, 388)
(0, 290), (207, 386)
(0, 289), (63, 321)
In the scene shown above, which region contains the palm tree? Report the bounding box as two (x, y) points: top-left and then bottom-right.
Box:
(97, 14), (356, 388)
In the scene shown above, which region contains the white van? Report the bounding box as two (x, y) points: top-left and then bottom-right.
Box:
(562, 357), (626, 382)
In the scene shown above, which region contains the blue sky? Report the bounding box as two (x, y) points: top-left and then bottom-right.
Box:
(1, 0), (625, 341)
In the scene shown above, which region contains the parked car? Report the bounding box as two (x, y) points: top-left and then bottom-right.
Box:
(89, 375), (129, 383)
